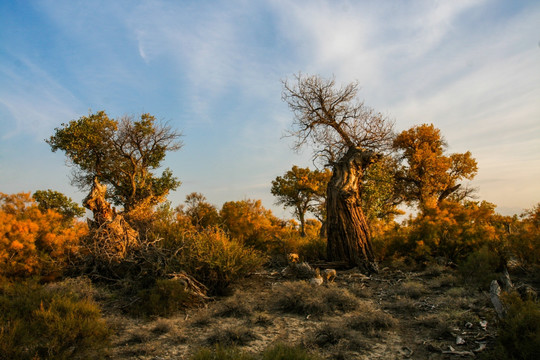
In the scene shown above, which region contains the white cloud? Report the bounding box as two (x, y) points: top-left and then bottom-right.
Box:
(0, 56), (81, 139)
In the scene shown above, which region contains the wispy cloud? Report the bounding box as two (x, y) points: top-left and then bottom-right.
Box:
(0, 55), (81, 139)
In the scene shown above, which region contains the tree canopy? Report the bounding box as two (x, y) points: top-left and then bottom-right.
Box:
(180, 192), (220, 230)
(47, 111), (183, 211)
(271, 166), (331, 236)
(393, 123), (478, 210)
(282, 73), (394, 164)
(32, 189), (85, 222)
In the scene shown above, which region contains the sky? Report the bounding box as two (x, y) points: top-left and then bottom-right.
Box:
(1, 0), (539, 219)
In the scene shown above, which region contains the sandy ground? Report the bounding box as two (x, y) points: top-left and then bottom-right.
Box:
(104, 266), (502, 359)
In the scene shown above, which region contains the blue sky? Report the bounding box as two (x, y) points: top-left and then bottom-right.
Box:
(1, 0), (539, 218)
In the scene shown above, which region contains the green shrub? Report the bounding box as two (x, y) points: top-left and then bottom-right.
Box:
(164, 228), (265, 294)
(494, 292), (540, 360)
(262, 343), (321, 360)
(297, 236), (327, 262)
(130, 278), (195, 317)
(458, 245), (501, 289)
(0, 280), (110, 360)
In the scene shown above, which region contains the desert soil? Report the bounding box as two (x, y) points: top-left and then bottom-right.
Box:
(104, 266), (501, 359)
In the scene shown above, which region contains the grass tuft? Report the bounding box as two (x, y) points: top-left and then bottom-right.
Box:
(206, 325), (259, 347)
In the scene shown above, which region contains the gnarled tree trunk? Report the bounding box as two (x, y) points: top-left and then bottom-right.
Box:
(83, 177), (139, 260)
(326, 147), (378, 273)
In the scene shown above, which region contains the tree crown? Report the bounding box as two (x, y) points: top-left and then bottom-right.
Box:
(282, 73), (394, 165)
(47, 111), (183, 210)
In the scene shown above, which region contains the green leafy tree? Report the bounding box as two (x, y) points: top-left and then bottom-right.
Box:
(47, 111), (182, 211)
(393, 123), (478, 211)
(32, 189), (85, 222)
(271, 166), (331, 236)
(361, 156), (402, 221)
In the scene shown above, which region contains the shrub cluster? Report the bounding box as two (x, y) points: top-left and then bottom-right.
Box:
(493, 292), (540, 360)
(0, 193), (87, 279)
(162, 227), (265, 295)
(0, 280), (110, 360)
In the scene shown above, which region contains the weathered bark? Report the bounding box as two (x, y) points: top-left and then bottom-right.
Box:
(326, 147), (378, 272)
(490, 280), (507, 319)
(83, 177), (139, 260)
(83, 177), (115, 228)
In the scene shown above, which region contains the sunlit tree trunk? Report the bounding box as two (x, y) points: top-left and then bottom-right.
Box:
(326, 147), (378, 273)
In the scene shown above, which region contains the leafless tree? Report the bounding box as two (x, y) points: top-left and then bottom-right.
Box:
(282, 74), (394, 272)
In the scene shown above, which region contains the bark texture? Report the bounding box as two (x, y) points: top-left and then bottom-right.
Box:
(83, 177), (138, 260)
(326, 147), (378, 272)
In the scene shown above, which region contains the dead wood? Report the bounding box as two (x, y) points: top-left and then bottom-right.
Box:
(490, 280), (507, 319)
(82, 177), (139, 262)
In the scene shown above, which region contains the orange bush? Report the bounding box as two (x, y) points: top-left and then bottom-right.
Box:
(0, 193), (87, 279)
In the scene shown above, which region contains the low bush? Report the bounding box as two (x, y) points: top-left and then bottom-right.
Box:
(206, 325), (259, 346)
(395, 280), (427, 299)
(213, 290), (254, 318)
(311, 322), (368, 352)
(273, 281), (358, 317)
(164, 227), (266, 295)
(345, 306), (398, 336)
(493, 292), (540, 360)
(0, 193), (86, 280)
(0, 280), (110, 360)
(458, 245), (501, 289)
(129, 278), (195, 317)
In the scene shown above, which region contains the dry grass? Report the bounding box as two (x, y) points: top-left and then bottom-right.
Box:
(311, 321), (370, 352)
(272, 281), (359, 317)
(99, 266), (507, 360)
(206, 325), (259, 346)
(345, 304), (398, 336)
(394, 280), (427, 299)
(213, 290), (254, 318)
(151, 318), (173, 335)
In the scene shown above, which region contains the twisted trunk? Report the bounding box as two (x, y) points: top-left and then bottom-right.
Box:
(326, 147), (378, 273)
(83, 177), (138, 260)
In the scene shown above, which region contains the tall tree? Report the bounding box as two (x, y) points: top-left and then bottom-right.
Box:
(282, 74), (394, 271)
(393, 124), (478, 211)
(271, 166), (331, 236)
(47, 111), (183, 212)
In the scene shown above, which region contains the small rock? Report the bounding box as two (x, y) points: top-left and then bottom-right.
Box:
(456, 335), (466, 345)
(473, 343), (487, 352)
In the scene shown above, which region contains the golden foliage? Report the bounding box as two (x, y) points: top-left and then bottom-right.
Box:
(0, 193), (87, 278)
